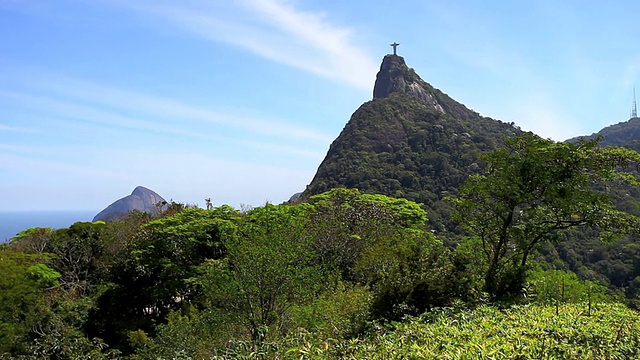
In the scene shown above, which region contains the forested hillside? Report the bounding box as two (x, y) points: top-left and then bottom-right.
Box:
(556, 117), (640, 302)
(568, 116), (640, 150)
(303, 55), (521, 230)
(304, 54), (640, 300)
(3, 135), (640, 358)
(4, 54), (640, 358)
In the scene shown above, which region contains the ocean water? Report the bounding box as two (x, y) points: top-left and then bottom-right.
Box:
(0, 211), (97, 243)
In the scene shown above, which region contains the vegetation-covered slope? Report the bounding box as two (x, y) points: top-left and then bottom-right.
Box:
(303, 55), (520, 229)
(568, 116), (640, 151)
(245, 303), (640, 359)
(558, 117), (640, 298)
(4, 53), (640, 359)
(304, 55), (640, 300)
(3, 136), (640, 358)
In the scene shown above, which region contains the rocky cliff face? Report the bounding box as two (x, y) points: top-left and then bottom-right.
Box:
(373, 55), (479, 121)
(373, 55), (445, 113)
(93, 186), (167, 221)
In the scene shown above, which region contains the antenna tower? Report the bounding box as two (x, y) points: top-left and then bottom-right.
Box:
(632, 88), (638, 119)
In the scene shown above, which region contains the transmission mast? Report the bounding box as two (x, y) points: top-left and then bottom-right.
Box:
(632, 88), (638, 119)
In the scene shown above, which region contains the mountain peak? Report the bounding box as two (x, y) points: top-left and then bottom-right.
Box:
(303, 54), (517, 225)
(93, 186), (168, 222)
(372, 55), (480, 121)
(131, 186), (155, 198)
(373, 55), (445, 114)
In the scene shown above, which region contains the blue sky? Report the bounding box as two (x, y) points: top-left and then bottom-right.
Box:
(1, 0), (640, 211)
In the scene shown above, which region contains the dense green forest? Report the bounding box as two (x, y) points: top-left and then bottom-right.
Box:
(3, 134), (640, 359)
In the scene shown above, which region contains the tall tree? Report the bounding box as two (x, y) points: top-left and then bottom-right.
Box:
(0, 248), (60, 355)
(87, 206), (238, 352)
(200, 203), (321, 344)
(451, 134), (640, 299)
(307, 188), (428, 281)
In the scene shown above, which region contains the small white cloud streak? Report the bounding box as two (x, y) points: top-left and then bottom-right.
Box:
(0, 90), (208, 139)
(0, 124), (34, 133)
(110, 0), (377, 91)
(0, 152), (130, 180)
(0, 143), (53, 155)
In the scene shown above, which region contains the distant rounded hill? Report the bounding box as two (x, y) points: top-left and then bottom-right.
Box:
(567, 117), (640, 151)
(93, 186), (168, 222)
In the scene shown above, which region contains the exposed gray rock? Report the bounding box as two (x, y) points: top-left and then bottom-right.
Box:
(93, 186), (168, 222)
(287, 192), (303, 203)
(372, 54), (479, 121)
(373, 54), (445, 113)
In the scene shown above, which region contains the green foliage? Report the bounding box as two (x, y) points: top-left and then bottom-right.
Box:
(307, 188), (429, 280)
(0, 249), (116, 358)
(25, 336), (120, 360)
(451, 134), (640, 299)
(88, 206), (238, 351)
(355, 230), (454, 319)
(7, 185), (640, 358)
(303, 90), (520, 234)
(310, 188), (428, 228)
(288, 283), (373, 340)
(533, 225), (640, 304)
(10, 226), (54, 253)
(3, 228), (122, 358)
(0, 249), (57, 354)
(527, 269), (609, 305)
(124, 191), (452, 357)
(569, 117), (640, 150)
(129, 308), (223, 360)
(307, 188), (475, 320)
(214, 303), (640, 359)
(45, 221), (110, 295)
(200, 203), (322, 343)
(25, 294), (121, 360)
(27, 262), (61, 287)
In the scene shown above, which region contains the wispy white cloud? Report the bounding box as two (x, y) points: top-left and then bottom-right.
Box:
(10, 71), (333, 144)
(0, 90), (214, 140)
(0, 152), (130, 180)
(0, 143), (52, 155)
(108, 0), (377, 91)
(0, 76), (329, 160)
(0, 124), (34, 133)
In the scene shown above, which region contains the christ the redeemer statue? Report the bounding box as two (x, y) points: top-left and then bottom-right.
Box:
(390, 42), (400, 55)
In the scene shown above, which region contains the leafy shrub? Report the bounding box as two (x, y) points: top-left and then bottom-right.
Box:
(284, 303), (640, 359)
(527, 269), (609, 306)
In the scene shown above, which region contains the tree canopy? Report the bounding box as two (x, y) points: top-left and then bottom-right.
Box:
(4, 137), (640, 357)
(450, 134), (640, 298)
